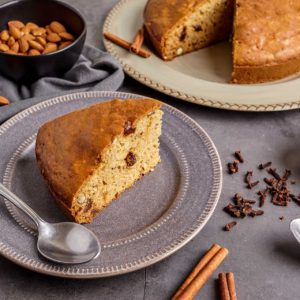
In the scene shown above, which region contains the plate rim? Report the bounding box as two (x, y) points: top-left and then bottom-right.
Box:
(103, 0), (300, 112)
(0, 90), (222, 278)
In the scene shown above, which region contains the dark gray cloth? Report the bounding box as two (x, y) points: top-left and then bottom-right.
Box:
(0, 44), (124, 123)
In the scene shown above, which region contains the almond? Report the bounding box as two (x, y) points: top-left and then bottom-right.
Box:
(23, 34), (35, 41)
(0, 43), (9, 52)
(59, 41), (72, 50)
(32, 27), (46, 36)
(47, 33), (61, 43)
(9, 25), (22, 39)
(21, 26), (31, 35)
(25, 22), (39, 32)
(6, 49), (17, 55)
(0, 30), (9, 41)
(8, 20), (24, 29)
(49, 21), (66, 33)
(28, 39), (44, 51)
(58, 32), (74, 41)
(10, 41), (19, 53)
(0, 96), (10, 106)
(43, 42), (57, 54)
(19, 37), (29, 53)
(36, 36), (46, 46)
(28, 49), (40, 56)
(7, 36), (15, 47)
(45, 25), (53, 35)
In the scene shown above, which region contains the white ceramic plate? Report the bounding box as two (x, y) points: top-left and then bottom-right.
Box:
(103, 0), (300, 111)
(0, 91), (222, 278)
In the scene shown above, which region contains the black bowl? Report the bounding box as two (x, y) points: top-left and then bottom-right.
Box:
(0, 0), (86, 82)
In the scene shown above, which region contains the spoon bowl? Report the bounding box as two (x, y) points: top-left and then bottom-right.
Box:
(38, 222), (101, 264)
(0, 183), (101, 264)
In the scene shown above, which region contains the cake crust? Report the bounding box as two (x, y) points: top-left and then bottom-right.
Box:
(35, 99), (161, 215)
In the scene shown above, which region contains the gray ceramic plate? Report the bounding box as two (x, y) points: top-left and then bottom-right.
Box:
(0, 91), (222, 278)
(103, 0), (300, 111)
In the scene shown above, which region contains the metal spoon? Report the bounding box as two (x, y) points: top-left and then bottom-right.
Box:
(290, 219), (300, 244)
(0, 183), (101, 264)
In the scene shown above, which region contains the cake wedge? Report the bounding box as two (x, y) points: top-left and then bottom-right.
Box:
(144, 0), (234, 60)
(35, 98), (163, 224)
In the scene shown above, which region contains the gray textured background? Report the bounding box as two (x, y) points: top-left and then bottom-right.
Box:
(1, 0), (300, 299)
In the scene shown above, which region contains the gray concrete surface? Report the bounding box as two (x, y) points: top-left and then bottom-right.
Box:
(0, 0), (300, 299)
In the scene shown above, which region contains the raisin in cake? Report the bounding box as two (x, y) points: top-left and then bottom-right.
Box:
(144, 0), (234, 60)
(231, 0), (300, 83)
(35, 99), (163, 224)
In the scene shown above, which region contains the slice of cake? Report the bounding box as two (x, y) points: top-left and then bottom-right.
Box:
(231, 0), (300, 83)
(144, 0), (234, 60)
(35, 99), (163, 224)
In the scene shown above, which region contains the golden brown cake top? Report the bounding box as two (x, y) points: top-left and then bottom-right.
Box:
(35, 99), (161, 208)
(144, 0), (205, 42)
(234, 0), (300, 66)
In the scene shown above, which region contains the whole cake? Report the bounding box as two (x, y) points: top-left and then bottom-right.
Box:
(144, 0), (300, 84)
(231, 0), (300, 83)
(36, 99), (163, 224)
(144, 0), (234, 60)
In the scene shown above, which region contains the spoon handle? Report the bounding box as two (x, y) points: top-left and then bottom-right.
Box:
(0, 183), (44, 227)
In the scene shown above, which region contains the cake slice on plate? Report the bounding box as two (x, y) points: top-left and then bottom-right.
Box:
(35, 98), (163, 224)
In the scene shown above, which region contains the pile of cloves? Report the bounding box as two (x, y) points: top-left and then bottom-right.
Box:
(259, 167), (300, 207)
(223, 150), (300, 231)
(224, 193), (263, 219)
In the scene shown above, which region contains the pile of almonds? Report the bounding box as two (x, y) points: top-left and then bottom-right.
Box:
(0, 20), (75, 56)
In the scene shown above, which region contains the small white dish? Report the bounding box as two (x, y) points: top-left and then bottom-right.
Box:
(290, 219), (300, 244)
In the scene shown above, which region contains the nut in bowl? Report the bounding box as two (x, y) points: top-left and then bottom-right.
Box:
(0, 20), (75, 56)
(0, 0), (86, 82)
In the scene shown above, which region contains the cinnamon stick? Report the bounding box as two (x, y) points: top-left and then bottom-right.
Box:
(227, 272), (237, 300)
(171, 244), (221, 300)
(219, 273), (230, 300)
(103, 31), (151, 58)
(130, 27), (144, 53)
(175, 247), (229, 300)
